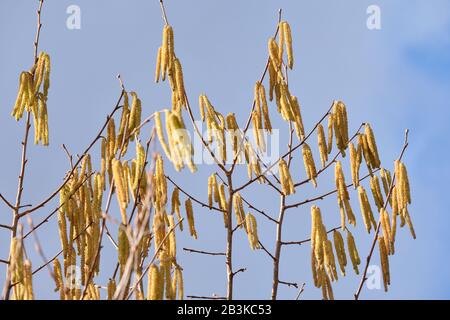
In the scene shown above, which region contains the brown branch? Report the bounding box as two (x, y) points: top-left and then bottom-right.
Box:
(279, 280), (298, 288)
(0, 223), (12, 231)
(354, 129), (410, 300)
(232, 268), (247, 277)
(2, 0), (44, 301)
(0, 194), (15, 210)
(258, 240), (275, 261)
(183, 248), (226, 256)
(0, 259), (9, 265)
(295, 283), (306, 300)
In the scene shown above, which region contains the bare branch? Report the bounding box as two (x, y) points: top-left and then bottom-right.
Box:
(183, 248), (226, 256)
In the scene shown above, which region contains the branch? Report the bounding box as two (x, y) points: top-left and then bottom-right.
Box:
(295, 283), (306, 300)
(183, 248), (226, 256)
(279, 280), (298, 289)
(258, 240), (275, 261)
(0, 194), (15, 210)
(354, 129), (410, 300)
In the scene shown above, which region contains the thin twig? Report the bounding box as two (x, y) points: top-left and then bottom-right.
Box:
(183, 248), (226, 256)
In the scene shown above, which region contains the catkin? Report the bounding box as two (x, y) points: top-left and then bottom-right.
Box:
(155, 46), (162, 83)
(268, 37), (280, 70)
(380, 208), (393, 255)
(335, 161), (355, 227)
(245, 213), (260, 250)
(357, 186), (376, 233)
(171, 188), (183, 231)
(185, 199), (197, 239)
(283, 21), (294, 69)
(279, 158), (295, 195)
(380, 168), (392, 197)
(233, 192), (246, 229)
(347, 231), (360, 275)
(323, 240), (338, 282)
(378, 236), (390, 292)
(349, 142), (361, 188)
(112, 159), (128, 223)
(147, 264), (163, 300)
(364, 123), (381, 168)
(317, 124), (328, 167)
(302, 143), (318, 188)
(333, 230), (347, 276)
(370, 175), (384, 211)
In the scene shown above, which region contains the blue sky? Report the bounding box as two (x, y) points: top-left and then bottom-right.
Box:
(0, 0), (449, 299)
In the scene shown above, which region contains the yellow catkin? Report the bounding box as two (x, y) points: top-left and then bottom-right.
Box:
(268, 59), (276, 101)
(327, 113), (334, 154)
(302, 143), (318, 187)
(107, 279), (116, 300)
(335, 161), (355, 227)
(380, 208), (393, 255)
(349, 142), (361, 188)
(332, 101), (349, 156)
(259, 83), (272, 133)
(268, 37), (280, 70)
(360, 133), (373, 172)
(333, 230), (347, 276)
(357, 186), (376, 233)
(161, 25), (170, 81)
(23, 260), (34, 300)
(173, 267), (184, 300)
(118, 225), (130, 270)
(370, 175), (384, 211)
(364, 123), (381, 168)
(155, 111), (172, 160)
(380, 168), (392, 197)
(317, 124), (328, 167)
(147, 264), (163, 300)
(112, 159), (128, 223)
(185, 199), (197, 239)
(279, 158), (295, 195)
(171, 188), (183, 231)
(378, 236), (390, 292)
(167, 215), (177, 260)
(404, 208), (416, 239)
(129, 92), (142, 138)
(277, 21), (285, 65)
(174, 58), (186, 107)
(323, 240), (338, 282)
(347, 231), (360, 275)
(218, 183), (228, 213)
(233, 192), (246, 229)
(245, 213), (260, 250)
(155, 46), (162, 83)
(283, 21), (294, 69)
(53, 259), (65, 299)
(311, 206), (325, 265)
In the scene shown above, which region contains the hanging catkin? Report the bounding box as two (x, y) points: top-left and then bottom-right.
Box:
(349, 142), (361, 188)
(317, 124), (328, 167)
(364, 123), (381, 168)
(370, 175), (384, 211)
(333, 230), (347, 276)
(282, 21), (294, 69)
(302, 143), (318, 187)
(185, 199), (197, 239)
(357, 186), (376, 233)
(171, 188), (183, 231)
(378, 236), (390, 292)
(147, 264), (163, 300)
(335, 161), (356, 227)
(112, 159), (128, 224)
(233, 192), (246, 229)
(245, 213), (261, 250)
(279, 158), (295, 195)
(346, 230), (360, 275)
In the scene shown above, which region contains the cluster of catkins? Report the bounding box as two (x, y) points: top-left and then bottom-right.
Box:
(11, 51), (51, 145)
(154, 23), (196, 173)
